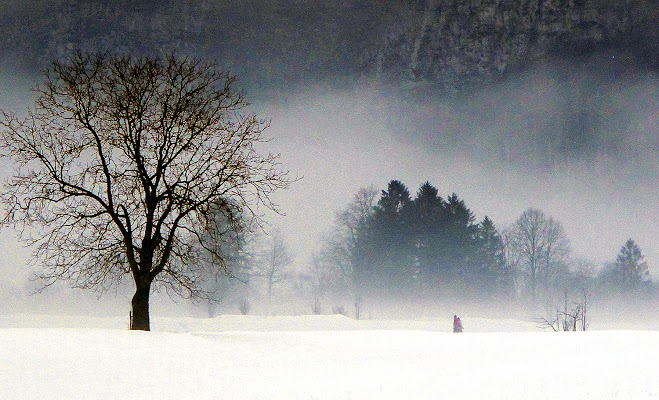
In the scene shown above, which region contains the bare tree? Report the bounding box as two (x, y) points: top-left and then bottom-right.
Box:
(501, 227), (523, 297)
(540, 217), (570, 289)
(252, 229), (293, 313)
(506, 209), (544, 301)
(311, 186), (377, 312)
(337, 186), (379, 245)
(0, 52), (291, 330)
(506, 209), (570, 302)
(199, 202), (255, 318)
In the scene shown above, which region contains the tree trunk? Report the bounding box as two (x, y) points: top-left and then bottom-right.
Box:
(130, 281), (151, 331)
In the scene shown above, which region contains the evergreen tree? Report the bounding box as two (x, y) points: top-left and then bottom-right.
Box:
(411, 182), (445, 289)
(441, 193), (478, 282)
(472, 216), (509, 297)
(614, 239), (650, 291)
(353, 180), (415, 294)
(378, 180), (412, 216)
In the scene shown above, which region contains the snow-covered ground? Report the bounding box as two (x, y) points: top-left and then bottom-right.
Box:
(1, 314), (657, 399)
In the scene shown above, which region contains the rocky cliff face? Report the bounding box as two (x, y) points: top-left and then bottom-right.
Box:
(366, 0), (657, 88)
(1, 0), (657, 91)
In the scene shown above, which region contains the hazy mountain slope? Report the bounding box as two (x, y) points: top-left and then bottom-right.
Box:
(1, 0), (656, 91)
(370, 0), (659, 87)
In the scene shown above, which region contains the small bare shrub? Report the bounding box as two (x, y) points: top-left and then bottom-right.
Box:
(332, 305), (346, 316)
(538, 289), (589, 331)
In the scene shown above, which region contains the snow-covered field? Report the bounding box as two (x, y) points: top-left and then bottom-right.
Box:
(1, 314), (657, 399)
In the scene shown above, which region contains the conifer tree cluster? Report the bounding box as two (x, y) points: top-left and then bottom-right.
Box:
(350, 180), (509, 299)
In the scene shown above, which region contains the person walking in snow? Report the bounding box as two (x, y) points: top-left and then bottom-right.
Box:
(453, 315), (463, 333)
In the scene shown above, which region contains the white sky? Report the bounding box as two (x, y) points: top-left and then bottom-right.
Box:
(261, 84), (659, 276)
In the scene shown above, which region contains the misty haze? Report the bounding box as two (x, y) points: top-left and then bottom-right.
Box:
(0, 1), (657, 399)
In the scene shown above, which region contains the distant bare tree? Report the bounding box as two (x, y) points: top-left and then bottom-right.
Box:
(309, 186), (378, 316)
(200, 204), (255, 318)
(0, 52), (291, 330)
(312, 297), (322, 315)
(253, 229), (293, 313)
(506, 209), (570, 301)
(238, 298), (251, 315)
(502, 227), (523, 297)
(337, 186), (379, 244)
(541, 217), (570, 288)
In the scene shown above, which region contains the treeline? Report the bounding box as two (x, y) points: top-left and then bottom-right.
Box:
(310, 180), (655, 311)
(201, 179), (654, 317)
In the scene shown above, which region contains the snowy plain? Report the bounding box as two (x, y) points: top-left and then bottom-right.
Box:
(1, 313), (658, 400)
